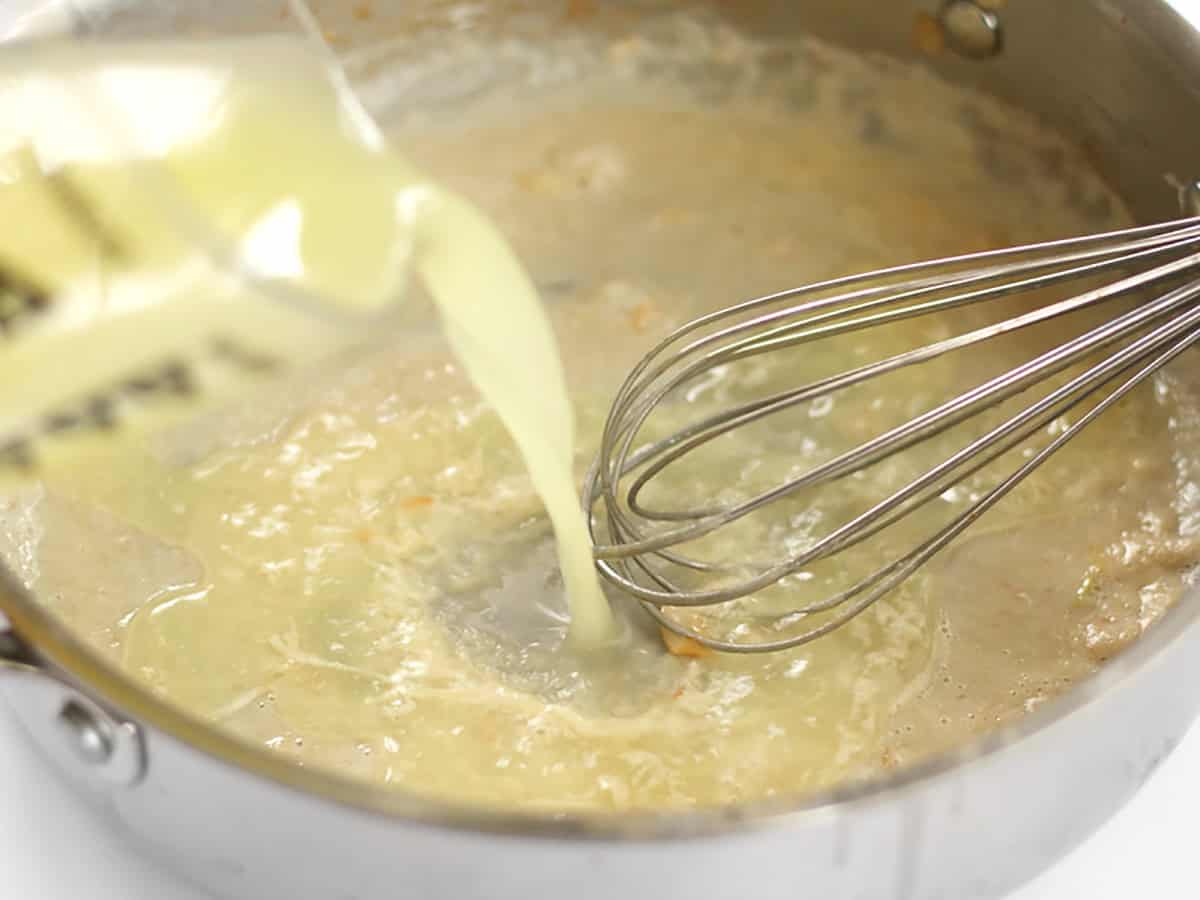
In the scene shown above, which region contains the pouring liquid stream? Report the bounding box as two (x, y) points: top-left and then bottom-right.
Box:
(0, 38), (614, 645)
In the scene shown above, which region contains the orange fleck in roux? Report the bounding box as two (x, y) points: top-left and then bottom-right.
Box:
(626, 302), (655, 334)
(566, 0), (596, 22)
(660, 626), (712, 658)
(912, 12), (945, 56)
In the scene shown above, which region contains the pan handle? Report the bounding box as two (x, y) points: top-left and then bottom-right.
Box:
(0, 616), (31, 666)
(0, 582), (145, 787)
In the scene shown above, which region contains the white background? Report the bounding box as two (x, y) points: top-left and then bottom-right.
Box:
(4, 0), (1200, 895)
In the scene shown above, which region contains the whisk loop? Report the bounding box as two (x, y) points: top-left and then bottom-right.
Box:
(585, 217), (1200, 653)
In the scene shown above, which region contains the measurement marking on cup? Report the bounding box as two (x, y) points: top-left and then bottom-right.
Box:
(0, 262), (51, 338)
(0, 166), (135, 343)
(42, 394), (118, 435)
(210, 335), (283, 373)
(121, 359), (197, 398)
(28, 357), (193, 446)
(0, 438), (35, 471)
(1, 336), (290, 475)
(42, 170), (130, 263)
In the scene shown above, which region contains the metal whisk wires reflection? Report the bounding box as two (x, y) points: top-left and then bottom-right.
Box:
(585, 217), (1200, 653)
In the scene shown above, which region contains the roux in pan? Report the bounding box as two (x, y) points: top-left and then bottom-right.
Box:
(2, 18), (1197, 811)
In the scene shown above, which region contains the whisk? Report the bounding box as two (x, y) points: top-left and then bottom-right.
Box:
(585, 214), (1200, 654)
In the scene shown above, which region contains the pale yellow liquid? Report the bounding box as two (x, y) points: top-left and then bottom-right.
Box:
(2, 21), (1198, 811)
(0, 38), (611, 644)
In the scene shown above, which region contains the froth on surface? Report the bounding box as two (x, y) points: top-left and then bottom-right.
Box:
(3, 15), (1198, 810)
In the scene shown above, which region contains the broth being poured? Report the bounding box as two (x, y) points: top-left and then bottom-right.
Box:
(0, 37), (612, 643)
(1, 18), (1198, 811)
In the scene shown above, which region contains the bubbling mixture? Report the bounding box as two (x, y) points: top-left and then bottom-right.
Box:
(3, 17), (1200, 811)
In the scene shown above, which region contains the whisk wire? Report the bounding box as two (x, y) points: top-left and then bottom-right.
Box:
(596, 233), (1200, 524)
(586, 218), (1200, 652)
(596, 249), (1200, 556)
(599, 218), (1200, 454)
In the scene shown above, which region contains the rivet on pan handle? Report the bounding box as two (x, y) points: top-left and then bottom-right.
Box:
(0, 597), (145, 788)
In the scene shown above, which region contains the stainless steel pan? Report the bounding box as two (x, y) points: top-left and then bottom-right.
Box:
(2, 2), (1200, 898)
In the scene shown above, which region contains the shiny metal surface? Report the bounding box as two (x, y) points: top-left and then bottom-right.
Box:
(939, 1), (1004, 59)
(0, 619), (144, 789)
(587, 218), (1200, 652)
(1, 1), (1199, 898)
